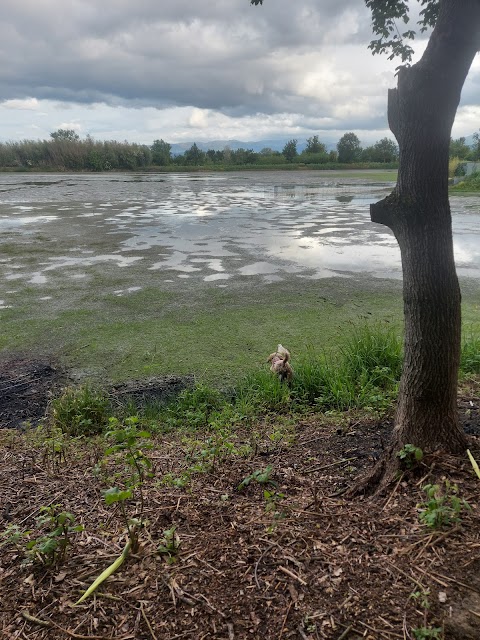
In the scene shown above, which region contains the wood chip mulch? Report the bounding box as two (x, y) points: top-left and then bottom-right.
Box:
(1, 385), (479, 640)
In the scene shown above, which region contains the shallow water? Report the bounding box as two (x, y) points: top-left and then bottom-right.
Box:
(0, 171), (479, 308)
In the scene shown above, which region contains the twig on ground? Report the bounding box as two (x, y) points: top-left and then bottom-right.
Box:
(278, 565), (307, 586)
(304, 458), (357, 474)
(336, 624), (353, 640)
(278, 601), (292, 639)
(140, 602), (158, 640)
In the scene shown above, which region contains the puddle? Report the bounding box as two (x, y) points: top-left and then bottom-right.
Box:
(0, 171), (479, 309)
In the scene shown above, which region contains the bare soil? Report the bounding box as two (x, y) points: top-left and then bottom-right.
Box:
(1, 358), (480, 640)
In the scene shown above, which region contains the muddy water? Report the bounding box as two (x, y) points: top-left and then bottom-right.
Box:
(0, 171), (479, 309)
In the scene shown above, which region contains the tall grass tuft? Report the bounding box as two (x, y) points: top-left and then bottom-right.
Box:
(339, 321), (402, 385)
(51, 384), (111, 436)
(162, 384), (226, 429)
(234, 370), (291, 412)
(461, 331), (480, 375)
(235, 322), (403, 414)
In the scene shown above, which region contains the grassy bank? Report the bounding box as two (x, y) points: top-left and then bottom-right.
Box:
(29, 317), (480, 441)
(2, 276), (480, 385)
(1, 277), (405, 383)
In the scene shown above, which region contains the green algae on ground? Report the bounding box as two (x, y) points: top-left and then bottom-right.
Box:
(0, 277), (406, 383)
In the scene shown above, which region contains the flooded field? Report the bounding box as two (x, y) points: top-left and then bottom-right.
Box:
(0, 171), (479, 310)
(0, 170), (479, 381)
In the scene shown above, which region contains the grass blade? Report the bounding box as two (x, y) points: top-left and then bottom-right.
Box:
(75, 540), (131, 604)
(467, 449), (480, 480)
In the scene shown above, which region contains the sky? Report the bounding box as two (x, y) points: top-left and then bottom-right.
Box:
(0, 0), (479, 147)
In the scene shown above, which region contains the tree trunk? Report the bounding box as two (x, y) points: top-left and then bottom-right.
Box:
(371, 0), (480, 454)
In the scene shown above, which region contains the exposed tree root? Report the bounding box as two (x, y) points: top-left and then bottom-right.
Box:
(346, 446), (399, 497)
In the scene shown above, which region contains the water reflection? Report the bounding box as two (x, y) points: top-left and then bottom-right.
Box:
(0, 172), (479, 303)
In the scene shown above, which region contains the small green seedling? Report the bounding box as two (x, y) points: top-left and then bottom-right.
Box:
(418, 480), (470, 529)
(1, 505), (83, 566)
(410, 588), (431, 611)
(397, 443), (423, 469)
(263, 488), (285, 513)
(157, 525), (181, 562)
(103, 416), (154, 550)
(78, 418), (154, 605)
(410, 589), (443, 639)
(238, 465), (276, 490)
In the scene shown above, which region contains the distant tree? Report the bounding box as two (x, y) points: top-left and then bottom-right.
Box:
(50, 129), (80, 142)
(305, 135), (327, 154)
(449, 136), (471, 160)
(282, 139), (298, 162)
(223, 145), (232, 163)
(151, 139), (171, 165)
(184, 143), (205, 166)
(337, 132), (362, 163)
(206, 149), (217, 163)
(231, 148), (258, 164)
(362, 137), (399, 163)
(470, 131), (480, 161)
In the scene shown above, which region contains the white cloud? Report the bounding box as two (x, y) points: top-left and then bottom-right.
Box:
(2, 97), (40, 110)
(188, 108), (209, 129)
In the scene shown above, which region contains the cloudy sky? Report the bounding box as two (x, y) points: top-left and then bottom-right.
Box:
(1, 0), (479, 147)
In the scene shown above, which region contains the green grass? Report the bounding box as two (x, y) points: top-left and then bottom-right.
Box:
(44, 319), (480, 437)
(0, 278), (406, 384)
(461, 329), (480, 374)
(451, 171), (480, 191)
(50, 384), (111, 436)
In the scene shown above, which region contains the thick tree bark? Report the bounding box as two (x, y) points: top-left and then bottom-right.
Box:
(371, 0), (480, 454)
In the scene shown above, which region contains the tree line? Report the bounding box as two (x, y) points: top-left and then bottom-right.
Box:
(0, 128), (396, 171)
(0, 128), (477, 172)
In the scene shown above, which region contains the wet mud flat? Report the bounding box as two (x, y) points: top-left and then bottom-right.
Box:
(0, 170), (478, 305)
(0, 171), (479, 383)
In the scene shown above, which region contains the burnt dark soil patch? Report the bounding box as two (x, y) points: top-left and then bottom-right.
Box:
(0, 356), (194, 430)
(0, 357), (66, 429)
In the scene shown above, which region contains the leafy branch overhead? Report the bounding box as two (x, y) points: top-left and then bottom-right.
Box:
(251, 0), (440, 62)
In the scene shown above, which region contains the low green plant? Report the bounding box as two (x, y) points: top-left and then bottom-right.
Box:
(410, 589), (443, 639)
(103, 416), (154, 550)
(418, 480), (471, 529)
(180, 421), (242, 475)
(51, 384), (110, 436)
(235, 370), (291, 412)
(452, 170), (480, 191)
(397, 444), (424, 469)
(411, 588), (432, 611)
(160, 472), (189, 488)
(238, 465), (276, 490)
(339, 321), (402, 385)
(162, 384), (225, 429)
(25, 424), (70, 469)
(1, 505), (83, 566)
(157, 525), (181, 561)
(263, 488), (285, 513)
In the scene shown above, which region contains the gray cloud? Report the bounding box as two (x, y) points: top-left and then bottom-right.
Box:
(0, 0), (372, 112)
(0, 0), (474, 143)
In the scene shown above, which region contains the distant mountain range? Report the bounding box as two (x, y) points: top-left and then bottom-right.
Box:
(169, 133), (476, 156)
(169, 138), (337, 156)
